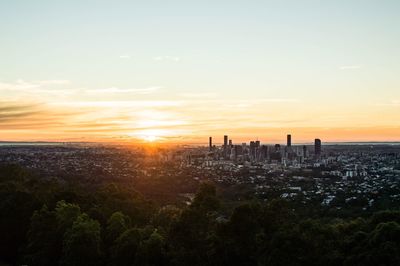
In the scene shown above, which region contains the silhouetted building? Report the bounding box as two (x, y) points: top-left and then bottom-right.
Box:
(234, 145), (242, 161)
(261, 145), (269, 161)
(223, 135), (229, 159)
(274, 144), (281, 152)
(271, 144), (282, 161)
(302, 145), (307, 158)
(209, 137), (212, 151)
(224, 135), (228, 148)
(229, 139), (233, 146)
(315, 138), (321, 157)
(287, 134), (292, 147)
(249, 141), (256, 161)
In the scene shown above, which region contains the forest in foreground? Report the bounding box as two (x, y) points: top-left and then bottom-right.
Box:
(0, 164), (399, 266)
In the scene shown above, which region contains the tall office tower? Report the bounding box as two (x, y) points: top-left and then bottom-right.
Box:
(223, 135), (229, 159)
(255, 140), (260, 147)
(261, 145), (269, 161)
(248, 141), (255, 161)
(209, 137), (212, 151)
(271, 144), (282, 161)
(314, 139), (322, 156)
(229, 139), (233, 146)
(287, 134), (292, 147)
(274, 144), (281, 152)
(302, 145), (307, 158)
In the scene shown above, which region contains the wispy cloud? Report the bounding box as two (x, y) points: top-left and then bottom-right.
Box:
(374, 100), (400, 107)
(86, 86), (162, 94)
(37, 80), (70, 85)
(119, 55), (131, 59)
(153, 56), (181, 62)
(179, 92), (218, 98)
(339, 65), (362, 70)
(0, 79), (70, 92)
(0, 80), (163, 100)
(51, 100), (182, 108)
(0, 101), (80, 131)
(0, 102), (41, 122)
(257, 98), (300, 103)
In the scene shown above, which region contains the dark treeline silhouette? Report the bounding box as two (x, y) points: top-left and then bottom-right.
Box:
(0, 164), (399, 266)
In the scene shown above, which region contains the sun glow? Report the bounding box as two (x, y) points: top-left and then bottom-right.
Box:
(143, 135), (158, 142)
(132, 129), (171, 143)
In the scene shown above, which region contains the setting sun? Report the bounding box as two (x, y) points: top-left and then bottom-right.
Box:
(143, 135), (158, 142)
(132, 129), (172, 143)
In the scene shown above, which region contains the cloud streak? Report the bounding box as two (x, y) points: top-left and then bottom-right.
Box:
(119, 55), (131, 59)
(339, 65), (362, 70)
(153, 56), (181, 62)
(86, 86), (162, 94)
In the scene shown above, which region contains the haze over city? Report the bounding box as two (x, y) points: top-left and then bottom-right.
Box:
(1, 0), (400, 143)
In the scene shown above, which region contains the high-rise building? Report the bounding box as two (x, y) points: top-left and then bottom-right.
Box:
(223, 135), (229, 159)
(249, 141), (256, 160)
(234, 145), (240, 161)
(314, 138), (322, 156)
(302, 145), (307, 158)
(209, 137), (212, 151)
(271, 144), (282, 161)
(224, 135), (228, 148)
(229, 139), (233, 146)
(261, 145), (269, 161)
(287, 134), (292, 147)
(274, 144), (281, 152)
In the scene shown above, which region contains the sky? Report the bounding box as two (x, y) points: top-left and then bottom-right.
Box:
(0, 0), (399, 144)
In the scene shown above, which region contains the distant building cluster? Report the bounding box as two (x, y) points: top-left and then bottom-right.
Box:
(204, 134), (322, 165)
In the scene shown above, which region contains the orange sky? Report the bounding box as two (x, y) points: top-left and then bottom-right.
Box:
(1, 2), (400, 143)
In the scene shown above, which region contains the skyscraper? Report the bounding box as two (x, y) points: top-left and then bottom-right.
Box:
(314, 138), (321, 156)
(224, 135), (228, 148)
(274, 144), (281, 152)
(223, 135), (229, 159)
(209, 137), (212, 151)
(287, 134), (292, 147)
(302, 145), (307, 158)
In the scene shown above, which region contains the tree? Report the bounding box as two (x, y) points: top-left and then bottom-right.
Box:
(0, 189), (39, 263)
(136, 230), (167, 266)
(55, 200), (81, 233)
(106, 211), (131, 245)
(151, 205), (181, 231)
(22, 205), (59, 266)
(191, 182), (220, 213)
(111, 228), (143, 266)
(168, 183), (220, 265)
(61, 213), (102, 266)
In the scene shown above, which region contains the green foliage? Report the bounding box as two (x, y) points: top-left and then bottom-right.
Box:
(106, 211), (131, 245)
(191, 182), (220, 213)
(151, 205), (181, 231)
(0, 164), (400, 266)
(371, 210), (400, 226)
(135, 230), (167, 266)
(55, 200), (81, 232)
(22, 205), (59, 266)
(110, 228), (143, 266)
(61, 214), (102, 266)
(0, 178), (40, 263)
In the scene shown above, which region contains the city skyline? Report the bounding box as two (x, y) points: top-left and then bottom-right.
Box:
(1, 1), (400, 143)
(209, 134), (311, 145)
